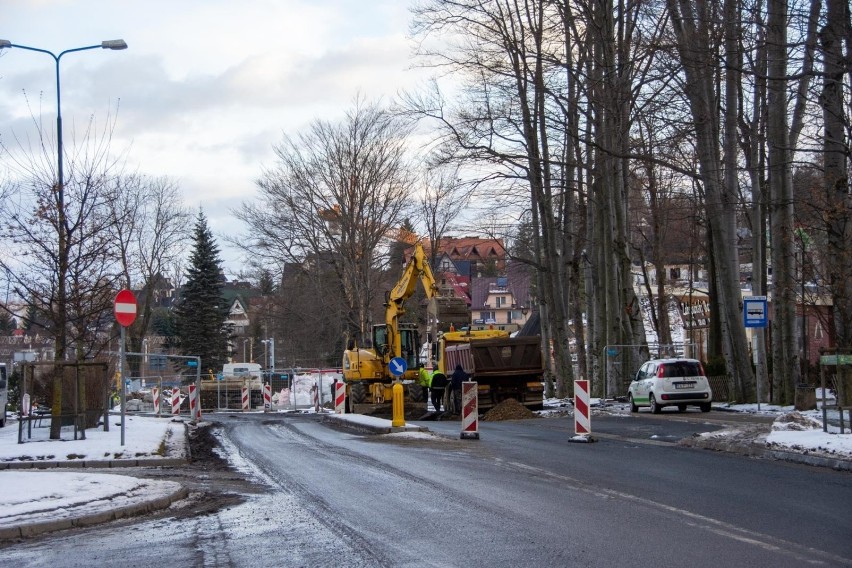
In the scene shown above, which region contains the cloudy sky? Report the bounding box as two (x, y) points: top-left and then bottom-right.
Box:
(0, 0), (431, 274)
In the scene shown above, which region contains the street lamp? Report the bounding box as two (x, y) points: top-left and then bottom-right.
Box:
(0, 39), (127, 360)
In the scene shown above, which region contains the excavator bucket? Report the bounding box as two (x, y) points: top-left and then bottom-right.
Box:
(429, 296), (471, 333)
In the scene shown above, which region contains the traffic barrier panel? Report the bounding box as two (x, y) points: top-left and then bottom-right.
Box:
(241, 386), (249, 411)
(171, 388), (181, 416)
(334, 381), (346, 414)
(460, 381), (479, 439)
(152, 387), (160, 416)
(188, 384), (202, 421)
(574, 379), (591, 436)
(263, 383), (272, 411)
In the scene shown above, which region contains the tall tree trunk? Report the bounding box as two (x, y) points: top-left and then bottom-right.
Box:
(821, 0), (852, 403)
(767, 0), (801, 403)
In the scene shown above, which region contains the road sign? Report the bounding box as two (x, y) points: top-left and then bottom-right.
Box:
(389, 357), (408, 377)
(114, 289), (137, 327)
(743, 296), (768, 328)
(820, 355), (852, 366)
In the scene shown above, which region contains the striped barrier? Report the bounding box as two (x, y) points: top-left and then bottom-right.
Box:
(334, 381), (346, 414)
(574, 379), (591, 436)
(171, 388), (181, 416)
(460, 381), (479, 440)
(189, 384), (202, 421)
(241, 386), (249, 411)
(263, 383), (272, 411)
(152, 387), (160, 416)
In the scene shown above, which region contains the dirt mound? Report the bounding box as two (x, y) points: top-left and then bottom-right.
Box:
(481, 398), (539, 421)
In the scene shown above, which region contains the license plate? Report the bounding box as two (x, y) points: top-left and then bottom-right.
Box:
(675, 382), (695, 389)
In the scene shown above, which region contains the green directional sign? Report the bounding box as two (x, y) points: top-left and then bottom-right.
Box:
(820, 355), (852, 366)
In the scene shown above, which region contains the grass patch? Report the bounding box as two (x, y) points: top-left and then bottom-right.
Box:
(156, 439), (167, 456)
(66, 453), (86, 460)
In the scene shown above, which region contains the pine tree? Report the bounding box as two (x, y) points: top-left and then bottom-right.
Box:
(174, 212), (232, 374)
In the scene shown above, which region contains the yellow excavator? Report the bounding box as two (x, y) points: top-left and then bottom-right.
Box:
(342, 242), (470, 405)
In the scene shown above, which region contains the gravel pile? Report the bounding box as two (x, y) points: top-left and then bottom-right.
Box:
(481, 398), (539, 421)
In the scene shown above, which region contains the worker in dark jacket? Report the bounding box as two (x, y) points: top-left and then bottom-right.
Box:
(450, 364), (469, 414)
(430, 372), (448, 412)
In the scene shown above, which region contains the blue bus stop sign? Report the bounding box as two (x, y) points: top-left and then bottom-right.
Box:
(389, 357), (408, 377)
(744, 296), (768, 328)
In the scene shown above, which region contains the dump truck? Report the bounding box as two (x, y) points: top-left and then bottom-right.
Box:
(342, 242), (470, 405)
(431, 329), (545, 412)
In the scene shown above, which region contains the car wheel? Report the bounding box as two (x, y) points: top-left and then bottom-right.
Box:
(629, 394), (638, 413)
(700, 402), (711, 413)
(649, 394), (661, 414)
(677, 404), (687, 412)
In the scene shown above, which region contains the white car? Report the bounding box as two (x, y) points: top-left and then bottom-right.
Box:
(628, 358), (712, 413)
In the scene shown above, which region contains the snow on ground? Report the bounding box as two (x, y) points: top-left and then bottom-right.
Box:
(541, 393), (852, 458)
(0, 415), (185, 530)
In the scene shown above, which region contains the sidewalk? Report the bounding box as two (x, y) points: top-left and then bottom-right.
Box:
(0, 414), (190, 540)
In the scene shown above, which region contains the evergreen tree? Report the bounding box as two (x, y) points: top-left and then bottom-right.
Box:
(174, 212), (232, 374)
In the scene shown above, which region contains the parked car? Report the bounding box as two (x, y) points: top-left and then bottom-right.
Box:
(628, 358), (712, 413)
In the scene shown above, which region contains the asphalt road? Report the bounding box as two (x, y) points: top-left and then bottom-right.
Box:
(0, 411), (849, 568)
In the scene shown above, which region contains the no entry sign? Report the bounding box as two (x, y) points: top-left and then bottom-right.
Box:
(114, 289), (137, 327)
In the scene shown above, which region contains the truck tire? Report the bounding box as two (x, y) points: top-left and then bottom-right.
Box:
(350, 382), (366, 405)
(409, 384), (426, 402)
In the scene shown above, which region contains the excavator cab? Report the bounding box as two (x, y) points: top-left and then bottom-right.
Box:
(372, 323), (420, 374)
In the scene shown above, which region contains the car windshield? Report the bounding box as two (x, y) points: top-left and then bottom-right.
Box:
(661, 361), (702, 377)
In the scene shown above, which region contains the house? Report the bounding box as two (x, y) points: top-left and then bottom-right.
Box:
(469, 263), (532, 329)
(405, 237), (507, 276)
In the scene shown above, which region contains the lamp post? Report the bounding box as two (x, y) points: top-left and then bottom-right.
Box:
(0, 39), (127, 361)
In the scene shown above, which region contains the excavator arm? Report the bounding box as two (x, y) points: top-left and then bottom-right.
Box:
(383, 243), (439, 360)
(383, 242), (469, 362)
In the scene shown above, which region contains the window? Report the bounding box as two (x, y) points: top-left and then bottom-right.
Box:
(670, 267), (681, 279)
(496, 296), (507, 307)
(480, 311), (496, 322)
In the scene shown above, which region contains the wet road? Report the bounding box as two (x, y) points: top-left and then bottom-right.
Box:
(1, 411), (850, 567)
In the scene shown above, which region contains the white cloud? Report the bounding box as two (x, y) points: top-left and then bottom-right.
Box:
(1, 0), (431, 272)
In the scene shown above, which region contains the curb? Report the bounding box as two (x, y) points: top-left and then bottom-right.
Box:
(680, 436), (852, 472)
(0, 457), (190, 470)
(0, 485), (190, 540)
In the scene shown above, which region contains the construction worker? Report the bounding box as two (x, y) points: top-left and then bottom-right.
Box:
(418, 364), (432, 403)
(430, 371), (448, 412)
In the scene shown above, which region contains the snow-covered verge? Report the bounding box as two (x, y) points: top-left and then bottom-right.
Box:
(0, 414), (185, 463)
(540, 395), (852, 459)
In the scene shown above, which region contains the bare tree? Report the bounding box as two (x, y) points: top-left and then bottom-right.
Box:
(418, 164), (471, 269)
(664, 0), (755, 391)
(107, 174), (191, 374)
(0, 112), (125, 437)
(236, 98), (415, 345)
(820, 0), (852, 403)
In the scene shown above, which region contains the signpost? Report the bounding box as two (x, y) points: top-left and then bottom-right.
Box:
(114, 289), (137, 446)
(744, 296), (768, 410)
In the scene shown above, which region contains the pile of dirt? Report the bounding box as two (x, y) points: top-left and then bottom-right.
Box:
(481, 398), (539, 421)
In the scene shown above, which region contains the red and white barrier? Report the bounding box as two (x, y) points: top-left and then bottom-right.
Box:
(334, 382), (346, 414)
(152, 387), (160, 416)
(574, 379), (591, 436)
(460, 381), (479, 440)
(171, 388), (181, 415)
(241, 386), (249, 411)
(188, 384), (202, 421)
(263, 383), (272, 411)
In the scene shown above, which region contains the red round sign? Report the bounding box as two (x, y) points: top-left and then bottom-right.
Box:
(114, 289), (138, 327)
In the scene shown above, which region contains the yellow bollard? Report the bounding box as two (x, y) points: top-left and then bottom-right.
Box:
(391, 382), (405, 428)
